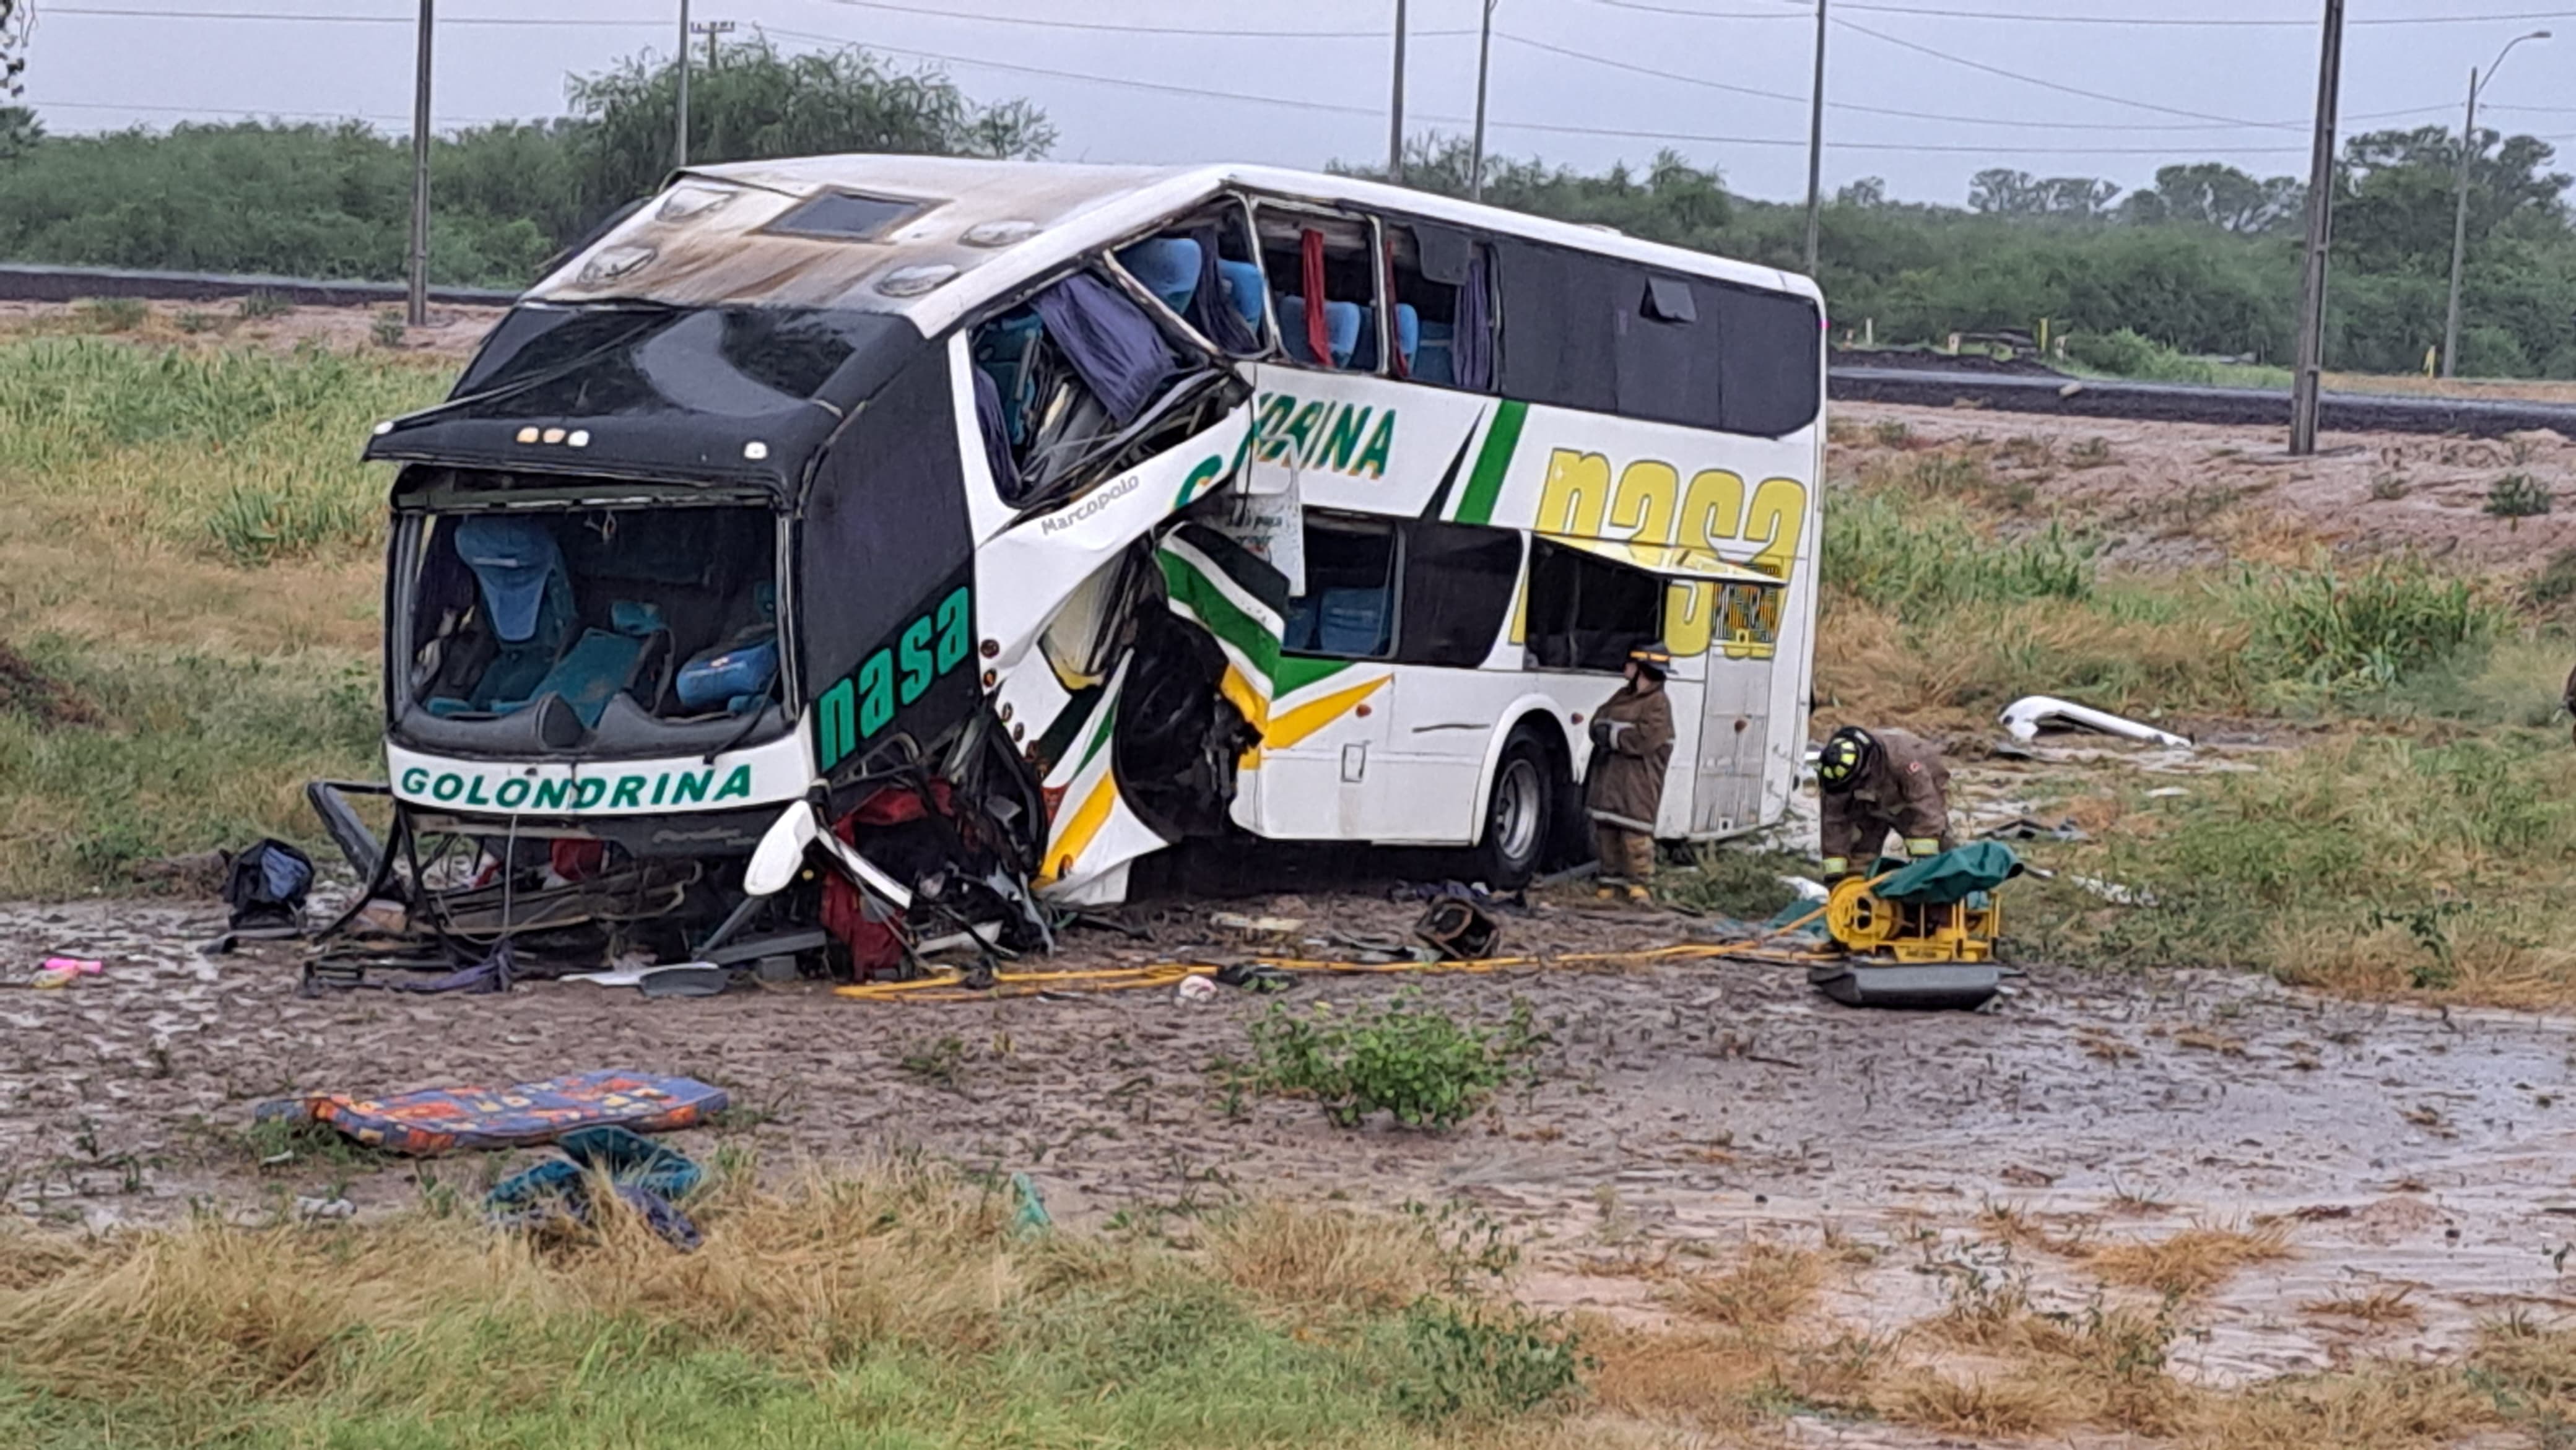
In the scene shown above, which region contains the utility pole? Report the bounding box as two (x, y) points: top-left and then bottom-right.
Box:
(2442, 30), (2549, 379)
(2288, 0), (2345, 456)
(674, 0), (691, 171)
(1470, 0), (1495, 201)
(693, 17), (734, 69)
(1386, 0), (1408, 184)
(1803, 0), (1827, 273)
(406, 0), (432, 328)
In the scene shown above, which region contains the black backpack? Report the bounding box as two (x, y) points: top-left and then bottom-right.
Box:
(222, 839), (314, 932)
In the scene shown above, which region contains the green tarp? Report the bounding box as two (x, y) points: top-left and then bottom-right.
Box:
(1872, 842), (2024, 905)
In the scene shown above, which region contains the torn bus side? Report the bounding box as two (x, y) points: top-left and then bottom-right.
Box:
(337, 207), (1263, 978)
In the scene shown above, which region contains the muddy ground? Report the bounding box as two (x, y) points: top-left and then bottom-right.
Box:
(3, 782), (2571, 1414)
(1839, 400), (2576, 575)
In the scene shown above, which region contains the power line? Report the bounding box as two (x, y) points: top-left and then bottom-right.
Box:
(807, 0), (1474, 41)
(1594, 0), (2576, 24)
(1497, 29), (2395, 132)
(1830, 15), (2302, 127)
(757, 24), (2347, 157)
(49, 6), (659, 25)
(30, 95), (519, 124)
(1837, 1), (2576, 24)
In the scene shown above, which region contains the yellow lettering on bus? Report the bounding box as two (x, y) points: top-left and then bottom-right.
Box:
(1678, 467), (1747, 550)
(1663, 579), (1715, 656)
(1743, 477), (1808, 579)
(1608, 459), (1678, 563)
(1536, 449), (1611, 537)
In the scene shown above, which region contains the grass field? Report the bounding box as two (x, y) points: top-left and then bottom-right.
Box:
(0, 333), (440, 894)
(4, 1161), (2570, 1449)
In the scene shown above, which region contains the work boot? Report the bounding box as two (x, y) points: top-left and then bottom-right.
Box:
(1624, 882), (1651, 903)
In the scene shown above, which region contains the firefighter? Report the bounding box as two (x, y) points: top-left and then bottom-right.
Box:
(1816, 724), (1954, 880)
(1586, 641), (1677, 900)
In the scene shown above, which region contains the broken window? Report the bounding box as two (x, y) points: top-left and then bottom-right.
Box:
(406, 503), (780, 739)
(1524, 538), (1664, 674)
(1110, 201), (1268, 358)
(1255, 206), (1388, 373)
(968, 230), (1244, 511)
(1393, 519), (1520, 667)
(1282, 512), (1398, 659)
(1614, 271), (1725, 430)
(1387, 221), (1495, 391)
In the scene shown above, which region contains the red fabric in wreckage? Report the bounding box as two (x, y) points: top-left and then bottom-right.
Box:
(1300, 227), (1332, 367)
(820, 781), (954, 980)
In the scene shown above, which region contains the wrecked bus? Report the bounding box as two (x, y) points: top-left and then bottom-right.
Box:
(358, 156), (1822, 966)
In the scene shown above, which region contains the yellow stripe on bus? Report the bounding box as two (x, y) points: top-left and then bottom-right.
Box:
(1037, 773), (1121, 885)
(1263, 675), (1388, 752)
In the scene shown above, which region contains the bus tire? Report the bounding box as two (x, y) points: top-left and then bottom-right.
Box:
(1476, 729), (1555, 890)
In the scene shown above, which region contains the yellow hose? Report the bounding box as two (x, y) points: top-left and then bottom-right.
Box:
(829, 934), (1837, 1003)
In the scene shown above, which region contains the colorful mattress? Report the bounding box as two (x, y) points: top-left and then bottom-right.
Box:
(255, 1069), (728, 1156)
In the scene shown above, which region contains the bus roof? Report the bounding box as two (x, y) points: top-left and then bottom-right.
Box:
(526, 155), (1818, 337)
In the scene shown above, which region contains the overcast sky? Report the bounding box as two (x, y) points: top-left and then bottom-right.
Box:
(15, 0), (2576, 207)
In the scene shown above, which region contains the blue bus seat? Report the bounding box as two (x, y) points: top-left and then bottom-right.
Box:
(1216, 260), (1268, 336)
(1115, 237), (1201, 314)
(1414, 319), (1456, 384)
(1315, 587), (1389, 656)
(971, 311), (1046, 445)
(1277, 295), (1364, 368)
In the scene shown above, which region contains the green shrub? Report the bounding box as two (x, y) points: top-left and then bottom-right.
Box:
(2065, 328), (2218, 383)
(2486, 472), (2553, 527)
(1390, 1298), (1586, 1422)
(2239, 557), (2496, 692)
(1245, 992), (1543, 1130)
(370, 308), (407, 347)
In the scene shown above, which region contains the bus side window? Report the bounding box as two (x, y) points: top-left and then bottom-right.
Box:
(1395, 519), (1519, 666)
(1256, 208), (1383, 373)
(1388, 222), (1494, 391)
(1282, 512), (1399, 659)
(1524, 538), (1663, 673)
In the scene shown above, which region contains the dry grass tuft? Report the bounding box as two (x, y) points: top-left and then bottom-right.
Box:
(1661, 1241), (1823, 1331)
(2179, 1360), (2495, 1449)
(2087, 1221), (2293, 1297)
(0, 1161), (1050, 1398)
(1882, 1369), (2073, 1438)
(1202, 1200), (1444, 1311)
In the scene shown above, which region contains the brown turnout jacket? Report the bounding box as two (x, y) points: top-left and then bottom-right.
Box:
(1819, 727), (1954, 863)
(1585, 682), (1675, 833)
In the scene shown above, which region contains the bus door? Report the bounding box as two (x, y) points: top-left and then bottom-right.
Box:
(1690, 581), (1785, 836)
(1261, 510), (1398, 840)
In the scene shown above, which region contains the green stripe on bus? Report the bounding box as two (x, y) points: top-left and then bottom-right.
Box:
(1451, 400), (1527, 525)
(1076, 693), (1118, 775)
(1157, 551), (1281, 687)
(1274, 654), (1355, 698)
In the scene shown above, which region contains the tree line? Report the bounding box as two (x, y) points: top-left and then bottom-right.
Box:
(2, 37), (2572, 378)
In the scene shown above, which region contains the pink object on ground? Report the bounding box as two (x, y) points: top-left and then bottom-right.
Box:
(40, 957), (103, 975)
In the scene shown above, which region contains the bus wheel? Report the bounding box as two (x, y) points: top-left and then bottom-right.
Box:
(1477, 732), (1553, 889)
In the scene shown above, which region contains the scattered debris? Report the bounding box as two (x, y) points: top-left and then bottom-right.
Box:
(1998, 695), (2193, 749)
(487, 1124), (704, 1250)
(1175, 973), (1218, 1003)
(1212, 913), (1305, 935)
(220, 839), (313, 934)
(1414, 897), (1501, 961)
(2067, 875), (2159, 907)
(294, 1194), (357, 1221)
(1978, 814), (2089, 843)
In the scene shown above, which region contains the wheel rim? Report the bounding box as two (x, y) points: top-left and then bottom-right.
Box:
(1492, 757), (1542, 863)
